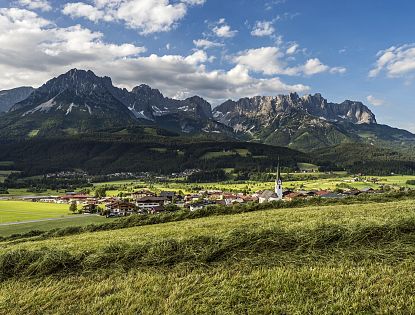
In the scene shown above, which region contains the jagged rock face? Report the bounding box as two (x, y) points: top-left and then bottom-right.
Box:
(213, 93), (377, 150)
(301, 94), (377, 124)
(214, 93), (376, 127)
(0, 87), (34, 112)
(6, 69), (136, 136)
(3, 69), (217, 136)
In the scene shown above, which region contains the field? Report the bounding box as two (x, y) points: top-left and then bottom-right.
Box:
(1, 199), (415, 313)
(95, 174), (415, 197)
(0, 201), (70, 224)
(0, 215), (108, 237)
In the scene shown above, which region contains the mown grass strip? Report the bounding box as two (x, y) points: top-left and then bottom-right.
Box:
(2, 217), (415, 281)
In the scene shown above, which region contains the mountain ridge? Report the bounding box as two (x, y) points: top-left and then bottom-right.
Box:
(1, 69), (414, 153)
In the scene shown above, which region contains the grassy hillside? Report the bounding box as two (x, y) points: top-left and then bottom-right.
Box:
(0, 135), (314, 175)
(1, 199), (415, 314)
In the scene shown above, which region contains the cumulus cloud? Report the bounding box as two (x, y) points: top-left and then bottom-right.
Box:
(369, 44), (415, 78)
(301, 58), (329, 75)
(62, 0), (205, 35)
(233, 47), (344, 77)
(0, 8), (309, 102)
(366, 95), (385, 106)
(251, 20), (275, 37)
(286, 43), (299, 55)
(62, 3), (111, 22)
(193, 39), (223, 50)
(16, 0), (52, 12)
(212, 18), (237, 38)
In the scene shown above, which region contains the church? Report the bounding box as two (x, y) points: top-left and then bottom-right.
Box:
(259, 160), (283, 204)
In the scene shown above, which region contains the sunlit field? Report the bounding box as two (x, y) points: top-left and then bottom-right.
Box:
(1, 199), (415, 314)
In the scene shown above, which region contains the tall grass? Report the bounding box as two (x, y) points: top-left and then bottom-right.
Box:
(2, 216), (415, 281)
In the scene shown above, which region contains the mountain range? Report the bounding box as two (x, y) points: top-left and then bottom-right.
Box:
(1, 69), (414, 153)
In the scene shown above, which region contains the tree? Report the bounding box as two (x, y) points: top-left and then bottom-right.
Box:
(69, 202), (77, 214)
(95, 187), (107, 198)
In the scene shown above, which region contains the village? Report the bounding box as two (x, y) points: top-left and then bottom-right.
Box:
(19, 166), (386, 218)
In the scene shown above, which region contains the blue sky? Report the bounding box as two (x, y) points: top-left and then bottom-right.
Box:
(0, 0), (414, 131)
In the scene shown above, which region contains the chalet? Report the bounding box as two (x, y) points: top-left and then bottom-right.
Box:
(60, 194), (89, 204)
(136, 197), (167, 211)
(130, 190), (156, 200)
(319, 192), (345, 199)
(361, 187), (375, 193)
(284, 192), (308, 201)
(259, 190), (281, 204)
(159, 191), (175, 202)
(106, 201), (136, 216)
(82, 203), (100, 214)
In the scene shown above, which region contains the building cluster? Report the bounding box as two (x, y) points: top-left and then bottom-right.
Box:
(23, 163), (385, 217)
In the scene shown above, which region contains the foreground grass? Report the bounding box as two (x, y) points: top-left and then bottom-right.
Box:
(1, 199), (415, 314)
(0, 201), (70, 224)
(1, 260), (414, 315)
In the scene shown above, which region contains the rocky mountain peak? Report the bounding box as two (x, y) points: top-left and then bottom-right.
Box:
(0, 86), (34, 112)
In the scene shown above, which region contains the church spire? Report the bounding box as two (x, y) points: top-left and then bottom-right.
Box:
(275, 157), (283, 200)
(276, 157), (281, 182)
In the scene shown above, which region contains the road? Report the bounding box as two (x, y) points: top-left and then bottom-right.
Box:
(0, 215), (90, 226)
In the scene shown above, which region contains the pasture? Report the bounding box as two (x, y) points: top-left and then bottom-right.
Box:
(0, 201), (70, 224)
(0, 215), (108, 237)
(94, 174), (415, 197)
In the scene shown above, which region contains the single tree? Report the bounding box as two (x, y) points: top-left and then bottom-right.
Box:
(69, 202), (77, 214)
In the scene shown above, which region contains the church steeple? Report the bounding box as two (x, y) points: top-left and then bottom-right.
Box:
(275, 157), (283, 200)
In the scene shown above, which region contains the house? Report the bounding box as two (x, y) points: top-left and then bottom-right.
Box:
(319, 192), (345, 199)
(159, 191), (175, 202)
(136, 197), (167, 211)
(130, 190), (156, 200)
(106, 201), (136, 216)
(284, 192), (307, 201)
(259, 190), (281, 204)
(60, 194), (89, 204)
(361, 187), (375, 193)
(82, 203), (100, 214)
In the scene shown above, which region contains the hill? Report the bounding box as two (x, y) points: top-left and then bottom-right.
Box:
(1, 199), (415, 313)
(0, 131), (315, 175)
(315, 143), (415, 175)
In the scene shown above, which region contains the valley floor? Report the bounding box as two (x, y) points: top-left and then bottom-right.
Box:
(1, 199), (415, 314)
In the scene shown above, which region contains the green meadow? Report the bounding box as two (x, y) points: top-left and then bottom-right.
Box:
(1, 199), (415, 314)
(0, 201), (70, 224)
(95, 174), (415, 197)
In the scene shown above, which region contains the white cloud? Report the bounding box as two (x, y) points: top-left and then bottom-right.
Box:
(330, 66), (347, 74)
(62, 3), (110, 22)
(233, 47), (343, 77)
(0, 8), (309, 102)
(16, 0), (52, 12)
(212, 19), (237, 38)
(366, 95), (385, 106)
(286, 43), (299, 55)
(369, 44), (415, 78)
(193, 39), (223, 49)
(251, 21), (275, 37)
(302, 58), (329, 76)
(62, 0), (205, 35)
(234, 47), (287, 76)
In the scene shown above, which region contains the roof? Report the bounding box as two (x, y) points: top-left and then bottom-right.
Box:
(260, 190), (278, 199)
(136, 197), (166, 202)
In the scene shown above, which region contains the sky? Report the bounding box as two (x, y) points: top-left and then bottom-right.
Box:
(0, 0), (414, 131)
